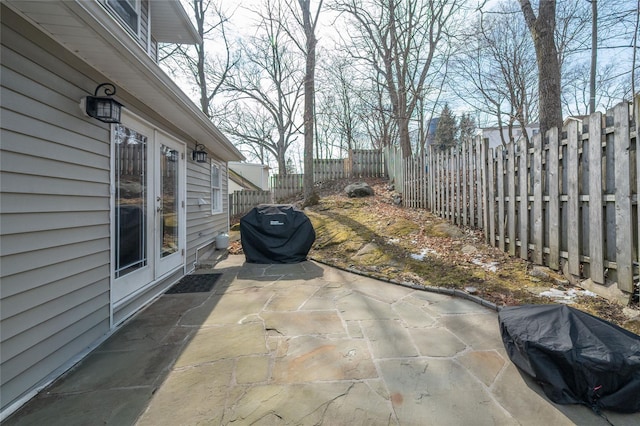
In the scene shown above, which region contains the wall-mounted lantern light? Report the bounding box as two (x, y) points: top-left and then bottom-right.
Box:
(192, 142), (208, 163)
(85, 83), (123, 123)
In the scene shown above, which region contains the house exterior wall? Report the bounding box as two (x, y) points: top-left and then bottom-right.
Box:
(1, 9), (112, 413)
(482, 124), (540, 149)
(229, 162), (270, 190)
(0, 4), (236, 416)
(186, 156), (229, 269)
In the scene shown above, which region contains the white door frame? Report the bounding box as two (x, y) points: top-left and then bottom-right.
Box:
(110, 111), (186, 323)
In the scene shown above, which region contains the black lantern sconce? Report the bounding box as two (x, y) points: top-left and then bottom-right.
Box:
(192, 142), (208, 163)
(85, 83), (123, 123)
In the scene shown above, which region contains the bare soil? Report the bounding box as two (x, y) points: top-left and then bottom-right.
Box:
(229, 177), (640, 334)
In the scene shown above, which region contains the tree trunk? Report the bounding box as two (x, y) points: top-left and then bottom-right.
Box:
(520, 0), (563, 138)
(277, 144), (287, 177)
(398, 115), (412, 158)
(299, 0), (321, 206)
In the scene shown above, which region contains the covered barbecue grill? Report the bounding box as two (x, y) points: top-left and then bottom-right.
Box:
(499, 304), (640, 413)
(240, 204), (316, 264)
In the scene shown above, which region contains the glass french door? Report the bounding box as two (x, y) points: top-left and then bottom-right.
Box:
(112, 115), (184, 305)
(156, 132), (183, 276)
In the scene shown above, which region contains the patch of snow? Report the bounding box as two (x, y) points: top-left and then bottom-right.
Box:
(539, 288), (597, 302)
(411, 248), (437, 261)
(471, 258), (498, 272)
(388, 238), (400, 244)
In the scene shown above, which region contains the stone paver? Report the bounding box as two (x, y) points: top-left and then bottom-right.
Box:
(5, 255), (640, 426)
(361, 319), (420, 358)
(174, 323), (267, 367)
(408, 327), (467, 357)
(378, 358), (515, 426)
(261, 310), (346, 337)
(272, 336), (377, 383)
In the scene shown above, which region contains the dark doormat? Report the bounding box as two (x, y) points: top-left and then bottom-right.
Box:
(165, 273), (222, 294)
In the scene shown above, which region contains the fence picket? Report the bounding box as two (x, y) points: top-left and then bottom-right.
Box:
(497, 148), (505, 251)
(532, 133), (543, 264)
(462, 141), (468, 226)
(507, 142), (517, 256)
(566, 121), (580, 276)
(613, 103), (634, 291)
(588, 113), (605, 283)
(488, 147), (496, 247)
(518, 136), (529, 260)
(548, 127), (560, 269)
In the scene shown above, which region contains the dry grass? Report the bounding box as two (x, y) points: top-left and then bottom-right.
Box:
(231, 177), (640, 334)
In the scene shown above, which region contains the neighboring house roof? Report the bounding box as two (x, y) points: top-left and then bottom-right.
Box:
(5, 0), (243, 162)
(482, 123), (540, 131)
(563, 115), (588, 125)
(228, 169), (262, 191)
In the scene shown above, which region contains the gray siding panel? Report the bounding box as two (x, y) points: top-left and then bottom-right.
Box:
(0, 253), (109, 299)
(1, 12), (111, 412)
(0, 192), (108, 214)
(0, 266), (110, 319)
(1, 310), (109, 411)
(186, 159), (229, 268)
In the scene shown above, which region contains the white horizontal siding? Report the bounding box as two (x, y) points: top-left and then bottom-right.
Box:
(0, 9), (111, 412)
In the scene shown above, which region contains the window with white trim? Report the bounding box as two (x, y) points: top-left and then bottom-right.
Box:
(211, 162), (222, 214)
(107, 0), (139, 34)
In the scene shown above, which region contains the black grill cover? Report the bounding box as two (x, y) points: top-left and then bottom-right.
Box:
(240, 204), (316, 264)
(499, 304), (640, 413)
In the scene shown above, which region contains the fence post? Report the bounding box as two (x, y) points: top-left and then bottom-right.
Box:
(507, 142), (516, 256)
(519, 136), (529, 260)
(583, 113), (604, 284)
(566, 121), (580, 275)
(461, 140), (468, 226)
(547, 127), (560, 270)
(487, 147), (495, 246)
(497, 148), (505, 251)
(481, 137), (489, 240)
(532, 132), (544, 264)
(613, 102), (634, 291)
(469, 141), (475, 228)
(454, 149), (460, 223)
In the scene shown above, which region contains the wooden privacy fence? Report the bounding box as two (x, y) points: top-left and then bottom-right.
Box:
(350, 149), (386, 178)
(270, 174), (304, 201)
(399, 101), (639, 296)
(268, 149), (387, 202)
(313, 158), (349, 181)
(313, 149), (386, 181)
(229, 190), (272, 216)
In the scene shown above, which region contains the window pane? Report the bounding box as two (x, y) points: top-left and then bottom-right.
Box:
(211, 164), (221, 212)
(107, 0), (138, 33)
(161, 146), (179, 258)
(115, 125), (147, 278)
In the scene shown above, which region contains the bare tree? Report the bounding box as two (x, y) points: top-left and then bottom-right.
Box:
(159, 0), (238, 118)
(222, 0), (304, 175)
(292, 0), (323, 205)
(315, 55), (371, 157)
(451, 3), (537, 147)
(520, 0), (563, 137)
(334, 0), (464, 157)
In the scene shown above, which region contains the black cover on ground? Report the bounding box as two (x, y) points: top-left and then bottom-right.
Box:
(240, 204), (316, 264)
(499, 304), (640, 413)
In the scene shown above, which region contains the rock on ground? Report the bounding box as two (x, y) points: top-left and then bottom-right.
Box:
(345, 182), (374, 198)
